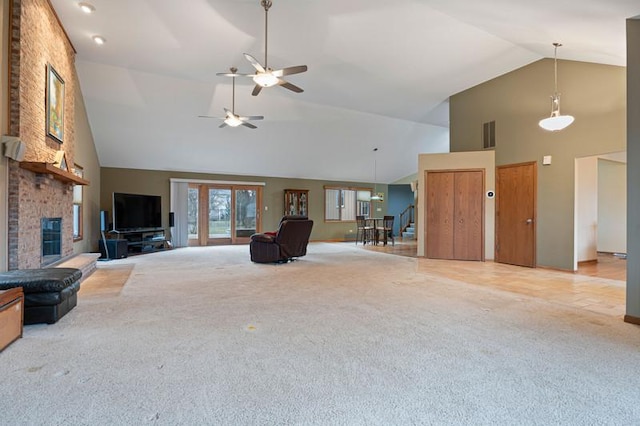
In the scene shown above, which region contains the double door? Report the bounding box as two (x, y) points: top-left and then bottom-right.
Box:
(426, 170), (484, 261)
(188, 184), (262, 245)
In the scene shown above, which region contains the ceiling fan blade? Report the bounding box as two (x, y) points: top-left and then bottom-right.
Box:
(241, 121), (258, 129)
(272, 65), (308, 77)
(239, 116), (264, 121)
(278, 80), (304, 93)
(198, 115), (219, 119)
(216, 71), (251, 77)
(243, 53), (266, 73)
(252, 84), (263, 96)
(219, 122), (228, 128)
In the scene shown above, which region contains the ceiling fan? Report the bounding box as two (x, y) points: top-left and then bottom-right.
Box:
(199, 67), (264, 129)
(243, 0), (308, 96)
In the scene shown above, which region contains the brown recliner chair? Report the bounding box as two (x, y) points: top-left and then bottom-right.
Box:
(250, 216), (314, 263)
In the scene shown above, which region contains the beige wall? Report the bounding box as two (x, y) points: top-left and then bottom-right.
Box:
(73, 75), (101, 254)
(450, 59), (625, 270)
(101, 167), (386, 242)
(417, 151), (495, 259)
(598, 158), (626, 254)
(575, 156), (598, 264)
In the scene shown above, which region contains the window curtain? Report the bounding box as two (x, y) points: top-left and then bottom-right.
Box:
(170, 181), (189, 247)
(342, 190), (356, 221)
(325, 189), (340, 220)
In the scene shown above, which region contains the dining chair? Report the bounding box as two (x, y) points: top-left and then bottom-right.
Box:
(356, 215), (374, 245)
(376, 215), (395, 246)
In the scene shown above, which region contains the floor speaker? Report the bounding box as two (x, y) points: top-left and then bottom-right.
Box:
(100, 210), (109, 231)
(169, 212), (175, 227)
(99, 239), (128, 259)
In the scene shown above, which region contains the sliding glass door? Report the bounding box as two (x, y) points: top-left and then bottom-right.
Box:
(188, 184), (262, 245)
(208, 188), (232, 241)
(234, 188), (258, 243)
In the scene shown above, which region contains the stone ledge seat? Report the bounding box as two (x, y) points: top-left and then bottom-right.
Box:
(0, 268), (82, 325)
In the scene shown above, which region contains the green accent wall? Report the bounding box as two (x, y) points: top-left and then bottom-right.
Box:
(450, 58), (626, 270)
(627, 18), (640, 321)
(101, 167), (387, 242)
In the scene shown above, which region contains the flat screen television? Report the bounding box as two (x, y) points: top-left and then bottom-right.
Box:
(112, 192), (162, 231)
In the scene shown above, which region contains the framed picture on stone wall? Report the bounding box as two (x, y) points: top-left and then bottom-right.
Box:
(46, 63), (64, 143)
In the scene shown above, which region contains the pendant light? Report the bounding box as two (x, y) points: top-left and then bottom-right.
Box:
(371, 148), (384, 202)
(539, 43), (574, 131)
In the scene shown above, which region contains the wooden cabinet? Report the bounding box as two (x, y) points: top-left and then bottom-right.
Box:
(0, 287), (23, 352)
(284, 189), (309, 216)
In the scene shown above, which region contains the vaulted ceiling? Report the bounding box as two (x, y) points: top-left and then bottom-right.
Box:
(49, 0), (638, 183)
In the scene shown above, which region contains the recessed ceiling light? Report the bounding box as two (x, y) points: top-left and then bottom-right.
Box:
(92, 35), (106, 45)
(78, 2), (95, 14)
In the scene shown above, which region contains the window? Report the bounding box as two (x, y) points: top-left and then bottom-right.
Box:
(72, 165), (84, 241)
(324, 187), (372, 222)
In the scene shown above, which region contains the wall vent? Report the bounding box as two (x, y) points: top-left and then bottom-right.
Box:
(483, 121), (496, 149)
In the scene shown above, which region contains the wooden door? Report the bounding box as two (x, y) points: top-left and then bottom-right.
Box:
(495, 162), (536, 267)
(426, 170), (484, 261)
(426, 172), (454, 259)
(454, 171), (484, 260)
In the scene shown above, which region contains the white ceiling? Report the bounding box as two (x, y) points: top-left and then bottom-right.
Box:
(49, 0), (639, 183)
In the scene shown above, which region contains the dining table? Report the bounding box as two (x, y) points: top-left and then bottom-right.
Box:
(363, 217), (383, 244)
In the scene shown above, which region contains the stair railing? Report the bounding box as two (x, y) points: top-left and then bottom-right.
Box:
(399, 204), (415, 235)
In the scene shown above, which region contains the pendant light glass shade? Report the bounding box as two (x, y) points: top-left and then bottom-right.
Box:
(539, 43), (574, 132)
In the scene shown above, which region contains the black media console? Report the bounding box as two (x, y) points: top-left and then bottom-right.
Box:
(107, 228), (168, 256)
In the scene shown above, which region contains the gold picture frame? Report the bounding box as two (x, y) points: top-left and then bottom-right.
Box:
(46, 64), (64, 143)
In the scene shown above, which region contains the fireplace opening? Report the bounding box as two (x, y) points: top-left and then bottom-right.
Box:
(42, 217), (62, 266)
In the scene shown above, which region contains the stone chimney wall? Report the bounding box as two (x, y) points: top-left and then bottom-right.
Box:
(7, 0), (78, 269)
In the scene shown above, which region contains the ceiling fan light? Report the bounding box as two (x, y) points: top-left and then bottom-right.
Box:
(539, 114), (575, 131)
(224, 115), (243, 127)
(253, 73), (279, 87)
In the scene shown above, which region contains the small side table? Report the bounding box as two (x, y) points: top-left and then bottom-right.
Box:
(0, 287), (24, 351)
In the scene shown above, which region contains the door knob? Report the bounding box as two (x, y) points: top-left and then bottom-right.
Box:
(526, 218), (533, 224)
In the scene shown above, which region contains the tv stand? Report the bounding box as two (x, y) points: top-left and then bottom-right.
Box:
(108, 228), (167, 255)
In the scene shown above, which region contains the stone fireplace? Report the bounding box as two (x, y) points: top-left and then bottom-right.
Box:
(7, 163), (76, 269)
(6, 0), (83, 270)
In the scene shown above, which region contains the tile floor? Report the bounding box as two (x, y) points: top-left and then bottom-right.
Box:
(361, 238), (627, 319)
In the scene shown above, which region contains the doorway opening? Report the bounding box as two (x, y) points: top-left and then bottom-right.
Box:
(574, 151), (626, 270)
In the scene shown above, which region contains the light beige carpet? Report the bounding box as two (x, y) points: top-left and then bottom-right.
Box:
(1, 243), (639, 425)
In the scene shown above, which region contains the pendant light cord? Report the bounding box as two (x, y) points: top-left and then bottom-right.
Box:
(553, 42), (561, 95)
(373, 148), (378, 194)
